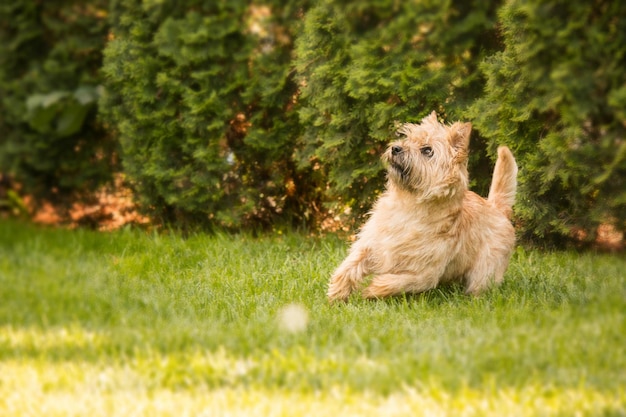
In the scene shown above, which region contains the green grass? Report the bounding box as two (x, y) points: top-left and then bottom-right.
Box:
(0, 219), (624, 416)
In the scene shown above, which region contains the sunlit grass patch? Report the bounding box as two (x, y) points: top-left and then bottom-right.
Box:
(1, 356), (623, 417)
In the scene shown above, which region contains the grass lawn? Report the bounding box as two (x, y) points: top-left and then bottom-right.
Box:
(0, 219), (624, 416)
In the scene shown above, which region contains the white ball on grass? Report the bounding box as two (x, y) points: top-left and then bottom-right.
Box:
(277, 303), (309, 333)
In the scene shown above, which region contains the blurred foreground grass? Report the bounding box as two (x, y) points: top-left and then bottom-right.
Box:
(0, 220), (624, 416)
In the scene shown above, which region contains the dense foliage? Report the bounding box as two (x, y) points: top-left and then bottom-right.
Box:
(470, 0), (626, 245)
(295, 0), (502, 215)
(1, 0), (624, 246)
(0, 1), (116, 210)
(101, 0), (319, 229)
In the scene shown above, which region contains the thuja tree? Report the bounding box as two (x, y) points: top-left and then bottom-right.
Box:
(102, 0), (318, 229)
(295, 0), (502, 216)
(471, 0), (626, 246)
(0, 1), (115, 210)
(238, 0), (322, 228)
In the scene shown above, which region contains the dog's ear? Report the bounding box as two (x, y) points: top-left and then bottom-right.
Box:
(450, 122), (471, 154)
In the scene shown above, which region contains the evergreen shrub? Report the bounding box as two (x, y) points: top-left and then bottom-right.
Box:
(0, 1), (116, 210)
(471, 0), (626, 246)
(3, 0), (624, 245)
(101, 0), (320, 229)
(294, 0), (502, 217)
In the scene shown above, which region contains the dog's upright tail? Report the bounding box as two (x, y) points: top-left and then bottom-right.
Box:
(487, 146), (518, 219)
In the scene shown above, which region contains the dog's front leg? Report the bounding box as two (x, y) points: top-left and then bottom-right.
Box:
(327, 245), (371, 302)
(362, 259), (447, 299)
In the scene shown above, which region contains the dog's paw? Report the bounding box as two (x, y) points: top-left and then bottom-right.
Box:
(327, 283), (352, 303)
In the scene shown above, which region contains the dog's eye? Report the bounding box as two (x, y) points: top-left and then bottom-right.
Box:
(421, 146), (434, 157)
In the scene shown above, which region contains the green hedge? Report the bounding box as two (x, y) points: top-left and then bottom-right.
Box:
(0, 1), (116, 210)
(295, 0), (502, 214)
(471, 0), (626, 245)
(100, 0), (320, 229)
(1, 0), (624, 245)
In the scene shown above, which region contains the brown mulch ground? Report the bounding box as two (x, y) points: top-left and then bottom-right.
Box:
(26, 176), (149, 231)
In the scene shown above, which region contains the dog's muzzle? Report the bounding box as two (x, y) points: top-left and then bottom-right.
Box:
(388, 145), (406, 170)
(388, 149), (408, 178)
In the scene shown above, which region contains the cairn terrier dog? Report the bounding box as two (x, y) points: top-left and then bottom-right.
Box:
(327, 111), (517, 301)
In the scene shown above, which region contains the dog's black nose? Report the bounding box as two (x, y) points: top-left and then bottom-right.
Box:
(391, 145), (403, 156)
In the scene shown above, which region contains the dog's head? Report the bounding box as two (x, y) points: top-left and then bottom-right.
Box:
(383, 111), (471, 200)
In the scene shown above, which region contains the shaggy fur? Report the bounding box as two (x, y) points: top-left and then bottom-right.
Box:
(327, 111), (518, 301)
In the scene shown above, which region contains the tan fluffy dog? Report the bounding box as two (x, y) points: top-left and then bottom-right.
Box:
(327, 111), (517, 301)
